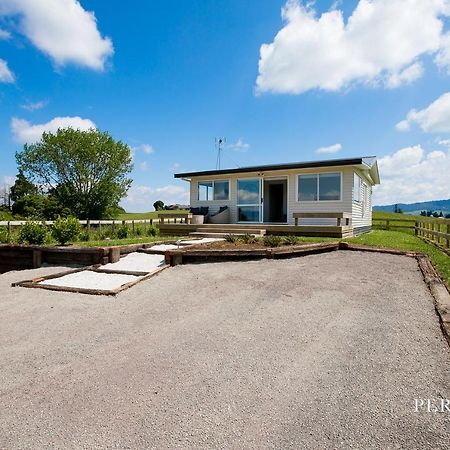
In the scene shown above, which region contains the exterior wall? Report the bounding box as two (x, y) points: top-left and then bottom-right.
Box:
(351, 168), (373, 231)
(188, 165), (365, 225)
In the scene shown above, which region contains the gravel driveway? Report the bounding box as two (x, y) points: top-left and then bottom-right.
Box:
(1, 251), (449, 449)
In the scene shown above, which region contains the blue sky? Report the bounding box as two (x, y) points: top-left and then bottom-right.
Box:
(1, 0), (450, 210)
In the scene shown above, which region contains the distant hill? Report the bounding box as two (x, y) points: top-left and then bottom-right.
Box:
(374, 199), (450, 215)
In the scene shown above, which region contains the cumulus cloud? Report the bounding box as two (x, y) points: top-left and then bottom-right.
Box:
(133, 144), (154, 155)
(256, 0), (450, 94)
(0, 0), (113, 70)
(373, 144), (450, 204)
(121, 184), (189, 211)
(0, 59), (14, 82)
(11, 116), (96, 144)
(396, 92), (450, 133)
(315, 143), (342, 154)
(227, 138), (250, 152)
(20, 100), (47, 111)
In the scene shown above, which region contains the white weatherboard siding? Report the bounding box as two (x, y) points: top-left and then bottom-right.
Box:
(189, 166), (364, 226)
(351, 169), (373, 230)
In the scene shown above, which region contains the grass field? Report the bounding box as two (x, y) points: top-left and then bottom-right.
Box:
(116, 210), (188, 220)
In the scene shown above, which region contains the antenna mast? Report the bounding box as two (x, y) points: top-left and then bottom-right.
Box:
(215, 137), (226, 170)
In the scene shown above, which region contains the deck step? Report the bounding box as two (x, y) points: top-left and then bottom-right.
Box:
(189, 232), (263, 238)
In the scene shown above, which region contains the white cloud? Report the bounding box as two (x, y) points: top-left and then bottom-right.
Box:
(315, 143), (342, 154)
(256, 0), (450, 94)
(20, 100), (47, 111)
(0, 58), (14, 82)
(396, 92), (450, 133)
(133, 144), (154, 155)
(1, 175), (16, 187)
(11, 116), (96, 144)
(121, 183), (190, 211)
(227, 138), (250, 152)
(0, 0), (113, 70)
(139, 161), (149, 171)
(373, 145), (450, 204)
(0, 29), (11, 39)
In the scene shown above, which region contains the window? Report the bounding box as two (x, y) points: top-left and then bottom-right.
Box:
(214, 180), (229, 201)
(198, 181), (213, 201)
(198, 180), (229, 201)
(362, 183), (369, 217)
(297, 173), (341, 202)
(353, 174), (361, 203)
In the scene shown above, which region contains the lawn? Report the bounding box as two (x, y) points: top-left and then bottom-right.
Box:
(116, 209), (188, 220)
(71, 236), (177, 247)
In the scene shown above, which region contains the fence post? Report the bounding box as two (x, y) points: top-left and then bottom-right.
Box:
(87, 219), (91, 233)
(415, 221), (418, 236)
(7, 221), (11, 235)
(132, 220), (135, 234)
(386, 219), (390, 230)
(112, 220), (116, 233)
(447, 223), (450, 248)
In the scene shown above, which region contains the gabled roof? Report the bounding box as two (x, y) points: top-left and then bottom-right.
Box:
(174, 156), (380, 184)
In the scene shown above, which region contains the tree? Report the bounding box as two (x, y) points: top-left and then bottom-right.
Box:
(16, 128), (133, 219)
(153, 200), (165, 211)
(9, 171), (38, 203)
(420, 210), (427, 217)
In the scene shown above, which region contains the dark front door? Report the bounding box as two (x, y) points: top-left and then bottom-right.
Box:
(268, 183), (284, 222)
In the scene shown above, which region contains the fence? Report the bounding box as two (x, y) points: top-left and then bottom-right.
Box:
(0, 217), (187, 234)
(374, 217), (450, 252)
(415, 218), (450, 250)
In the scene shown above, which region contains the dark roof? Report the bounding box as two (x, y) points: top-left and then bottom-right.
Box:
(174, 156), (377, 179)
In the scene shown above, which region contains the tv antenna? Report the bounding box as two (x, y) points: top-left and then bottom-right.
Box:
(215, 137), (226, 169)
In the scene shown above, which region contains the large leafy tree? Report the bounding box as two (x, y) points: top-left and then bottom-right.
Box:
(16, 128), (133, 219)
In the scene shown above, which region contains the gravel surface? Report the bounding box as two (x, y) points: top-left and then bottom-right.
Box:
(40, 270), (140, 290)
(1, 251), (449, 449)
(101, 252), (165, 272)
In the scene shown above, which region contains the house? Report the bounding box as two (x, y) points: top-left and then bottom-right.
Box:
(171, 156), (380, 237)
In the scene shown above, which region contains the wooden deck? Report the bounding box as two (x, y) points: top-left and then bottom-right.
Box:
(158, 222), (354, 238)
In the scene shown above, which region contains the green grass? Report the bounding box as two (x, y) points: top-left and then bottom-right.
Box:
(0, 210), (15, 221)
(347, 230), (450, 288)
(116, 210), (188, 220)
(71, 235), (177, 247)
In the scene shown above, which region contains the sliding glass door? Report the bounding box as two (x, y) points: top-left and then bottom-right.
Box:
(237, 178), (262, 222)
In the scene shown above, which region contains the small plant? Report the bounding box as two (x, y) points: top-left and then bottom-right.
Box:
(241, 234), (258, 244)
(18, 220), (48, 245)
(147, 225), (159, 237)
(0, 227), (9, 243)
(263, 235), (283, 247)
(134, 226), (143, 236)
(225, 233), (239, 243)
(51, 216), (81, 245)
(283, 235), (299, 245)
(78, 229), (90, 242)
(117, 225), (129, 239)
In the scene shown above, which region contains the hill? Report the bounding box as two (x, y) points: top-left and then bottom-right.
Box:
(374, 199), (450, 215)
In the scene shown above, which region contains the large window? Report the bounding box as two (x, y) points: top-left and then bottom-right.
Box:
(353, 174), (361, 203)
(297, 173), (341, 202)
(198, 180), (229, 201)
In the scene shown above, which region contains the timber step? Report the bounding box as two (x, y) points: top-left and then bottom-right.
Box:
(189, 232), (263, 238)
(192, 228), (266, 235)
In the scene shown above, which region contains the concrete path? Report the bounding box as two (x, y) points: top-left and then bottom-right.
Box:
(0, 251), (449, 449)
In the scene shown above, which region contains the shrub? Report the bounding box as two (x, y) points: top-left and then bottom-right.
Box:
(134, 226), (143, 236)
(51, 216), (81, 245)
(147, 225), (159, 237)
(283, 235), (299, 245)
(225, 234), (239, 243)
(241, 234), (258, 244)
(18, 220), (48, 245)
(78, 229), (90, 242)
(117, 225), (129, 239)
(263, 235), (283, 247)
(0, 227), (9, 243)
